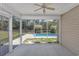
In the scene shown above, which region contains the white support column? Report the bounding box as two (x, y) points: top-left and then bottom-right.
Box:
(9, 16), (13, 52)
(59, 18), (62, 44)
(56, 19), (59, 43)
(20, 19), (22, 44)
(34, 20), (35, 33)
(47, 20), (48, 38)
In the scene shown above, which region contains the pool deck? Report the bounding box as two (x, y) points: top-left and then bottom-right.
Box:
(12, 34), (57, 45)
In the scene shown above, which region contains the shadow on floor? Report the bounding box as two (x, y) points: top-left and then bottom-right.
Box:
(0, 45), (18, 56)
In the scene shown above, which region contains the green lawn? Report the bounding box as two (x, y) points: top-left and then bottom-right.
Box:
(0, 31), (20, 44)
(23, 38), (57, 44)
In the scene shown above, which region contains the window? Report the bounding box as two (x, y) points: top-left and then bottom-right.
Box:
(22, 19), (34, 34)
(12, 16), (20, 48)
(0, 15), (9, 55)
(23, 19), (58, 44)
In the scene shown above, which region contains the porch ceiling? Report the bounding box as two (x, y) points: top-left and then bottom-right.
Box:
(0, 3), (79, 16)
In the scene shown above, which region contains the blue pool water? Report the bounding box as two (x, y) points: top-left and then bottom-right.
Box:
(33, 33), (57, 37)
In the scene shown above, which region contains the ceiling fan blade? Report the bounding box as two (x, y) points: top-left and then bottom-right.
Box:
(34, 8), (42, 11)
(34, 4), (42, 7)
(46, 7), (55, 10)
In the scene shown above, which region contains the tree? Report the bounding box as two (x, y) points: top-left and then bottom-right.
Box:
(12, 16), (20, 30)
(48, 20), (57, 34)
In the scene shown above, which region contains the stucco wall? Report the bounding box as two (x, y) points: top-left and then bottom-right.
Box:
(61, 5), (79, 55)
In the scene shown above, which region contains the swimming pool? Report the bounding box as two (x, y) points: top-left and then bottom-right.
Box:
(33, 33), (57, 38)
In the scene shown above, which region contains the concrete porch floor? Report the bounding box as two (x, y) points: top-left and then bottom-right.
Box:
(6, 43), (75, 56)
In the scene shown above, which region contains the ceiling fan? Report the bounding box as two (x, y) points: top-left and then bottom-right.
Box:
(34, 3), (55, 15)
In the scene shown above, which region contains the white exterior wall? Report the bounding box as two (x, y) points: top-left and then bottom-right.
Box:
(61, 5), (79, 55)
